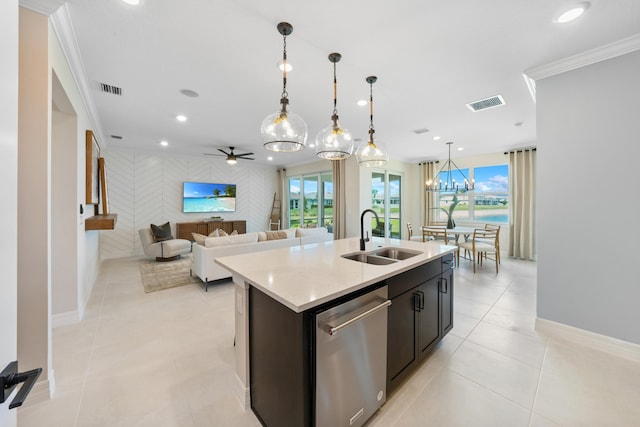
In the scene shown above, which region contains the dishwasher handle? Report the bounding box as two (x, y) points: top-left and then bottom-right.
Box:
(327, 300), (392, 336)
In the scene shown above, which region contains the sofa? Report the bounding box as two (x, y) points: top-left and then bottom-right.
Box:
(191, 227), (332, 290)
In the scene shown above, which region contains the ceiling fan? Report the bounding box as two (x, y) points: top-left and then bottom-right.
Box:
(204, 146), (255, 165)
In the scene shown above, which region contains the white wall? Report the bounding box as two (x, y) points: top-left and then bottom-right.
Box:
(49, 17), (100, 322)
(537, 50), (640, 345)
(101, 148), (278, 259)
(0, 0), (19, 424)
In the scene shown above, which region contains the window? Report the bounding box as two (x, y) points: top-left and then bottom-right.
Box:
(435, 164), (508, 224)
(288, 173), (333, 229)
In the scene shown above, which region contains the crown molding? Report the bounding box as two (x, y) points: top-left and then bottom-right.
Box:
(19, 0), (65, 15)
(525, 33), (640, 80)
(50, 4), (106, 147)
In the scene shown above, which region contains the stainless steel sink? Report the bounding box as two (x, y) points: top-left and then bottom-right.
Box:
(372, 247), (422, 260)
(341, 247), (423, 265)
(341, 253), (397, 265)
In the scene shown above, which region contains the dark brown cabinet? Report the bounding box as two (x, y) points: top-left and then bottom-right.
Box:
(175, 220), (246, 240)
(387, 253), (454, 393)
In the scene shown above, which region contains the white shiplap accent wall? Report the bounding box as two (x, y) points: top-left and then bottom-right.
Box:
(101, 148), (278, 259)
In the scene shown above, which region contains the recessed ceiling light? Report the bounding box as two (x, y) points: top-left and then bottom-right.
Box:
(267, 156), (273, 161)
(555, 2), (590, 23)
(121, 0), (140, 5)
(308, 143), (316, 148)
(457, 147), (464, 151)
(357, 100), (367, 107)
(176, 115), (187, 122)
(160, 140), (168, 147)
(433, 136), (441, 141)
(277, 61), (293, 72)
(180, 89), (199, 98)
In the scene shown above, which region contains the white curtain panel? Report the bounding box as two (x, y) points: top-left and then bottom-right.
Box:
(508, 149), (536, 260)
(420, 161), (438, 226)
(332, 160), (346, 239)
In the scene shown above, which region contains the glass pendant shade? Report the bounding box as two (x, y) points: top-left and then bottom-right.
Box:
(261, 99), (308, 152)
(316, 52), (353, 160)
(316, 115), (354, 160)
(356, 138), (389, 167)
(358, 75), (388, 167)
(262, 22), (307, 152)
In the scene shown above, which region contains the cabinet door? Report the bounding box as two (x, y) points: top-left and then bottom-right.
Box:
(440, 269), (454, 336)
(417, 277), (440, 359)
(387, 289), (418, 391)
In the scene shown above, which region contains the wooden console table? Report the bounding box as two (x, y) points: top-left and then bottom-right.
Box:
(176, 220), (246, 241)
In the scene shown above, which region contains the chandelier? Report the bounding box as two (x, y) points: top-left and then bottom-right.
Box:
(261, 22), (308, 152)
(356, 75), (389, 167)
(316, 52), (354, 160)
(426, 142), (474, 192)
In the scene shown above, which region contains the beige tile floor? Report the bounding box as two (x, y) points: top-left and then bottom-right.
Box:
(18, 255), (640, 426)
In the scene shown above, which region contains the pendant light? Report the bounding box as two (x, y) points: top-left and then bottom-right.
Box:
(315, 53), (354, 160)
(356, 76), (389, 167)
(261, 22), (308, 152)
(425, 141), (474, 192)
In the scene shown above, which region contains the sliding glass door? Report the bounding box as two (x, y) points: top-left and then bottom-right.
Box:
(371, 171), (402, 238)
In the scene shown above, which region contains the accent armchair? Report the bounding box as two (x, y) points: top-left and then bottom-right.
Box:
(138, 227), (192, 262)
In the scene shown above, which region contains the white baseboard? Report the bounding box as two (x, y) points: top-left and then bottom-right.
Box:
(52, 310), (80, 328)
(233, 372), (250, 410)
(18, 370), (54, 409)
(536, 318), (640, 364)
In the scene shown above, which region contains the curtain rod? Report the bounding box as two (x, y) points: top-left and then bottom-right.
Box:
(504, 147), (536, 155)
(418, 160), (440, 165)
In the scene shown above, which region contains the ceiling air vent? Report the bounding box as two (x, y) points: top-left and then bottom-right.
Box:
(110, 134), (123, 140)
(413, 128), (430, 135)
(466, 95), (505, 112)
(99, 82), (122, 96)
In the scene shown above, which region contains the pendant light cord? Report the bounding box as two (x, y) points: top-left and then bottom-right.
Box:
(281, 33), (288, 99)
(332, 61), (338, 115)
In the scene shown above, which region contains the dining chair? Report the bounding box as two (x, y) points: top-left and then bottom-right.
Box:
(482, 224), (501, 264)
(423, 226), (458, 265)
(406, 222), (428, 242)
(458, 228), (499, 273)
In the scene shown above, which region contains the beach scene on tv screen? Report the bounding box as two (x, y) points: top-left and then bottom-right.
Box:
(183, 182), (236, 212)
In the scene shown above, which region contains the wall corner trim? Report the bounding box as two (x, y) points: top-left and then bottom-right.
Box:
(536, 317), (640, 364)
(525, 33), (640, 80)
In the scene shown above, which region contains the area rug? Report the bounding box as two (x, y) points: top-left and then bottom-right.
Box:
(139, 257), (200, 293)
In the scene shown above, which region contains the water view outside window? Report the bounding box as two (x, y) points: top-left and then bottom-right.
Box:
(473, 165), (508, 222)
(436, 164), (508, 224)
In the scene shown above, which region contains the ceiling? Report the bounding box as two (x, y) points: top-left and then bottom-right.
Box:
(22, 0), (640, 166)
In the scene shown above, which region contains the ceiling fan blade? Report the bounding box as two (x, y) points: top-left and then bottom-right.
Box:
(217, 148), (231, 156)
(236, 152), (255, 158)
(204, 153), (226, 157)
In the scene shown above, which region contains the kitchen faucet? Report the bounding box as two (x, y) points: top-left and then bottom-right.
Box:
(360, 209), (380, 250)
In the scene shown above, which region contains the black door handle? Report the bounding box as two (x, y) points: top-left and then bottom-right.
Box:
(1, 361), (42, 409)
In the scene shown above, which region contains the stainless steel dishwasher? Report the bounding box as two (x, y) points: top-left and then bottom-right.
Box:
(315, 285), (391, 427)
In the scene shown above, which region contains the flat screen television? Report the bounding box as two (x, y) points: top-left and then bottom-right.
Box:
(183, 181), (236, 213)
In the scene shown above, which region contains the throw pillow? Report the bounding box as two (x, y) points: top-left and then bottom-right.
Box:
(231, 230), (238, 235)
(265, 231), (288, 240)
(209, 228), (228, 237)
(192, 232), (207, 245)
(150, 222), (173, 242)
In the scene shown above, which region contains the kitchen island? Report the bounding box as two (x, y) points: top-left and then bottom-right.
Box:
(216, 236), (456, 426)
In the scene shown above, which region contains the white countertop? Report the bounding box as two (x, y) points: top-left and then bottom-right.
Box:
(215, 237), (457, 313)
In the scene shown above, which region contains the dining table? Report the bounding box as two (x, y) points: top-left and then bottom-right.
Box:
(422, 225), (476, 244)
